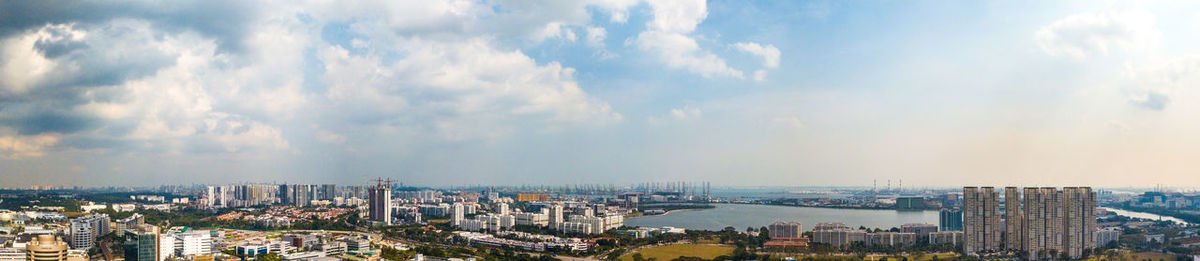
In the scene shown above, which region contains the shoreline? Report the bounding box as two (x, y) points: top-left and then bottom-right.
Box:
(629, 206), (719, 218)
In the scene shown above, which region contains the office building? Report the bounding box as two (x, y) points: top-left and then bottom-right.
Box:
(963, 186), (1001, 254)
(173, 231), (212, 258)
(1004, 187), (1022, 251)
(769, 221), (803, 239)
(124, 225), (161, 261)
(27, 235), (69, 261)
(939, 208), (964, 231)
(368, 182), (392, 224)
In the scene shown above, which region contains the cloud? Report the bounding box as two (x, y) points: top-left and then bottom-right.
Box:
(634, 0), (744, 79)
(585, 26), (607, 47)
(670, 106), (702, 120)
(1129, 90), (1169, 110)
(1122, 56), (1200, 111)
(0, 134), (59, 159)
(733, 42), (780, 68)
(1035, 10), (1159, 59)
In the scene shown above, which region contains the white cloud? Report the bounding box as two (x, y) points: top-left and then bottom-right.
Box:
(585, 26), (607, 47)
(320, 36), (621, 140)
(670, 106), (702, 120)
(753, 70), (768, 82)
(587, 0), (642, 23)
(1035, 10), (1159, 59)
(0, 134), (59, 159)
(635, 31), (744, 79)
(633, 0), (744, 79)
(733, 42), (781, 68)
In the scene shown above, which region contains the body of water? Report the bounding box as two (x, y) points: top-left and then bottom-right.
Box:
(626, 203), (939, 231)
(1103, 207), (1192, 225)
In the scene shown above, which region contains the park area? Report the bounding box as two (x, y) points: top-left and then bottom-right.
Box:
(619, 244), (735, 261)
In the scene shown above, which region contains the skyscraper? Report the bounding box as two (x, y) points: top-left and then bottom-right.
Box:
(1062, 187), (1096, 259)
(963, 186), (1001, 254)
(368, 181), (392, 224)
(1004, 187), (1022, 251)
(1012, 187), (1097, 260)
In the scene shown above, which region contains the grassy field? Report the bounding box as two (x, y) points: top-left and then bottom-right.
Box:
(1090, 251), (1178, 261)
(619, 244), (735, 261)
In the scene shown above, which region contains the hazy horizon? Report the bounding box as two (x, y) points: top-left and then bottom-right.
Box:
(4, 1), (1200, 187)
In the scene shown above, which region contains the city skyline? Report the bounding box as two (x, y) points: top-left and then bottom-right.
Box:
(5, 1), (1200, 187)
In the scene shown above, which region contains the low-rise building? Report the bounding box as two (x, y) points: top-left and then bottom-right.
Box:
(928, 231), (963, 246)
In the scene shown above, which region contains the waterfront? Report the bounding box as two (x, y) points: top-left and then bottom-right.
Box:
(626, 203), (939, 231)
(1103, 207), (1193, 225)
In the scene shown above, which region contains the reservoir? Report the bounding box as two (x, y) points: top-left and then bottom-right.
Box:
(626, 203), (940, 231)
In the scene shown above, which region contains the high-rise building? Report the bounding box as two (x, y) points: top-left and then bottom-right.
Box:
(495, 202), (509, 215)
(27, 235), (68, 261)
(114, 213), (145, 235)
(939, 208), (963, 231)
(548, 205), (564, 229)
(768, 221), (803, 239)
(368, 182), (392, 224)
(451, 203), (465, 227)
(1004, 187), (1022, 251)
(123, 225), (160, 261)
(69, 214), (109, 249)
(1062, 187), (1096, 259)
(963, 186), (1001, 254)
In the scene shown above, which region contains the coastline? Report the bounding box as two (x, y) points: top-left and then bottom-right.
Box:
(628, 205), (721, 219)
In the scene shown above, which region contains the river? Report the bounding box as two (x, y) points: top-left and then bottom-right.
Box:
(1102, 207), (1192, 225)
(626, 203), (940, 231)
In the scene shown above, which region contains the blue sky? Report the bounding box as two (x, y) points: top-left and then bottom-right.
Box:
(2, 0), (1200, 187)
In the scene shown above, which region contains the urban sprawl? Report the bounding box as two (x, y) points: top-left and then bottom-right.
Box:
(0, 182), (1197, 261)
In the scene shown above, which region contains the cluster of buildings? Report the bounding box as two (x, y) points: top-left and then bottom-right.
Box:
(962, 186), (1097, 259)
(762, 221), (962, 249)
(204, 184), (372, 209)
(0, 211), (217, 261)
(453, 231), (588, 252)
(451, 202), (624, 235)
(233, 232), (377, 261)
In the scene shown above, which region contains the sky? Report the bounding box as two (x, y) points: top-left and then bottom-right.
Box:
(2, 0), (1200, 188)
